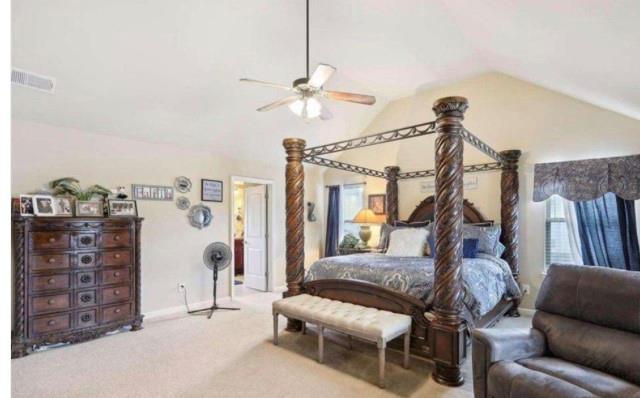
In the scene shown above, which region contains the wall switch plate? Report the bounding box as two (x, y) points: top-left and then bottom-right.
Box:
(177, 283), (186, 293)
(522, 284), (531, 295)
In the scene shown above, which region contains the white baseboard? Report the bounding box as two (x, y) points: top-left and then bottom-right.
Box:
(144, 296), (232, 321)
(518, 308), (535, 317)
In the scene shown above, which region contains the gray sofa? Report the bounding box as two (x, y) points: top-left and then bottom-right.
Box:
(472, 264), (640, 398)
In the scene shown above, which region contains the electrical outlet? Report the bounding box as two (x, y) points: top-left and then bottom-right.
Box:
(522, 284), (531, 295)
(177, 283), (186, 293)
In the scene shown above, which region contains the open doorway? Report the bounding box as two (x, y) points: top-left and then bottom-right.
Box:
(230, 176), (274, 298)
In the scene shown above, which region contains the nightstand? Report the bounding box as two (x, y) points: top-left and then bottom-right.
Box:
(338, 247), (382, 255)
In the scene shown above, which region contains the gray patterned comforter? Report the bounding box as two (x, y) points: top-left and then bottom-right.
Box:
(305, 253), (521, 323)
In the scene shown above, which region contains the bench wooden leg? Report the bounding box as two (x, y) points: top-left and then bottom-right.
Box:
(403, 331), (410, 369)
(273, 313), (278, 345)
(318, 325), (325, 364)
(378, 342), (386, 389)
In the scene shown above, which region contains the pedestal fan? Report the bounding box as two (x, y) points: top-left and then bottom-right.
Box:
(188, 242), (239, 319)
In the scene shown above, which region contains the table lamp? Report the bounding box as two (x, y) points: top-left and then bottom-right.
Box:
(352, 208), (385, 248)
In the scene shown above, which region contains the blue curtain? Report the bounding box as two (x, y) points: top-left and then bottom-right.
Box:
(575, 193), (640, 271)
(324, 186), (340, 257)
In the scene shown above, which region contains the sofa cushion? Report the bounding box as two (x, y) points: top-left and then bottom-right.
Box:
(488, 361), (597, 398)
(533, 311), (640, 385)
(536, 264), (640, 334)
(517, 357), (640, 398)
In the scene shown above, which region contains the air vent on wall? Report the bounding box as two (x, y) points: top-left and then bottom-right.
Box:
(11, 68), (56, 93)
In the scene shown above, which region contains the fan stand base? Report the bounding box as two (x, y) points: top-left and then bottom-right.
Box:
(188, 305), (240, 319)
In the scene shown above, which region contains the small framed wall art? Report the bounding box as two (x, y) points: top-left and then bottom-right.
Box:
(201, 179), (223, 202)
(108, 199), (138, 217)
(132, 184), (174, 201)
(368, 194), (386, 215)
(76, 201), (103, 217)
(33, 195), (57, 216)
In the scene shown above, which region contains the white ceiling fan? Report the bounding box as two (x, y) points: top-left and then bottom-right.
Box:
(239, 0), (376, 120)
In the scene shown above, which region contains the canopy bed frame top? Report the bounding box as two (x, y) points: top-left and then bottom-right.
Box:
(282, 96), (521, 386)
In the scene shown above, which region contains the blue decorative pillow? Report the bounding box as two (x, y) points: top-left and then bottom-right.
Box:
(462, 224), (501, 257)
(463, 238), (479, 258)
(426, 235), (479, 258)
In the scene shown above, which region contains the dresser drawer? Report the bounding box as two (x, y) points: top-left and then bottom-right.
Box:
(101, 268), (131, 285)
(102, 285), (131, 304)
(102, 250), (131, 266)
(31, 313), (71, 335)
(103, 231), (131, 248)
(76, 309), (98, 328)
(32, 232), (71, 250)
(76, 271), (97, 288)
(76, 290), (97, 307)
(31, 274), (71, 292)
(31, 254), (70, 271)
(77, 252), (97, 268)
(30, 293), (71, 315)
(101, 303), (132, 323)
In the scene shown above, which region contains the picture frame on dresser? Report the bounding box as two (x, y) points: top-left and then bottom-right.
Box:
(53, 197), (74, 217)
(107, 199), (138, 217)
(32, 195), (56, 216)
(76, 200), (103, 217)
(19, 195), (34, 216)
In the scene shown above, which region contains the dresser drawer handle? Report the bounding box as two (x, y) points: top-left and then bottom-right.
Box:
(114, 272), (121, 277)
(80, 236), (93, 245)
(80, 294), (92, 303)
(81, 314), (92, 322)
(48, 237), (56, 243)
(114, 290), (121, 296)
(81, 255), (93, 264)
(114, 253), (121, 259)
(47, 320), (56, 326)
(80, 275), (92, 284)
(47, 278), (56, 284)
(47, 299), (56, 305)
(113, 235), (121, 241)
(114, 308), (121, 314)
(47, 257), (56, 264)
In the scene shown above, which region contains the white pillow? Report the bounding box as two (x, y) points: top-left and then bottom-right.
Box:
(386, 228), (429, 257)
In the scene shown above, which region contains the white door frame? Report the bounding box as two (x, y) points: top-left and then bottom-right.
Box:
(229, 176), (275, 298)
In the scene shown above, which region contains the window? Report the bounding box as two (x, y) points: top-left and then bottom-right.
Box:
(341, 183), (365, 239)
(545, 195), (575, 266)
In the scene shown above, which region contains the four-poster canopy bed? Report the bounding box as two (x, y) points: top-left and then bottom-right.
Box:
(282, 96), (521, 386)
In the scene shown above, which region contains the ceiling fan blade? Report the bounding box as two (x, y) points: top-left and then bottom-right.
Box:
(256, 95), (299, 112)
(319, 104), (333, 121)
(324, 90), (376, 105)
(307, 64), (336, 88)
(239, 78), (292, 91)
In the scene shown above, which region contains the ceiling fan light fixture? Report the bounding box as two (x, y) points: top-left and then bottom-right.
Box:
(289, 97), (322, 119)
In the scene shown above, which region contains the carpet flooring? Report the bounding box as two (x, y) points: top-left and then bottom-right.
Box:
(12, 291), (531, 398)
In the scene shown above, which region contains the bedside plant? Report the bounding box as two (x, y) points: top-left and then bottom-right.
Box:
(50, 177), (111, 200)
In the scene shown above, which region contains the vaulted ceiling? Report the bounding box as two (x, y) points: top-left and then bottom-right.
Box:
(12, 1), (640, 163)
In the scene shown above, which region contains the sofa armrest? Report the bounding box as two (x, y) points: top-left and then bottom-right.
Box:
(472, 328), (546, 398)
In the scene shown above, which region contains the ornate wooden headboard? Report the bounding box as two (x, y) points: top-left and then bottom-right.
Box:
(406, 195), (491, 224)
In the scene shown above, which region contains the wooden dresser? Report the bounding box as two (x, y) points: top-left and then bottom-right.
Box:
(11, 216), (143, 358)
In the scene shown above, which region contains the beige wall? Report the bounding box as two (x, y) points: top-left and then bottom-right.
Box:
(11, 120), (323, 315)
(323, 72), (640, 309)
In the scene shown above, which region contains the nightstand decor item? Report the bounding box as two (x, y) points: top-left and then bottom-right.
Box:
(352, 208), (385, 248)
(188, 203), (213, 229)
(174, 176), (192, 193)
(131, 184), (174, 201)
(201, 179), (223, 202)
(11, 216), (144, 358)
(176, 196), (190, 210)
(76, 201), (104, 217)
(107, 200), (138, 217)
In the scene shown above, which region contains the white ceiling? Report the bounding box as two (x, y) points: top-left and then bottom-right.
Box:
(12, 0), (640, 163)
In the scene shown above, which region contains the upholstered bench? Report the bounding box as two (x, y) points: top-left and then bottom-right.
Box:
(272, 294), (412, 388)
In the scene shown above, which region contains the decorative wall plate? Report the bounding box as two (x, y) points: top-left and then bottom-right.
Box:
(176, 196), (190, 210)
(188, 203), (213, 229)
(174, 176), (192, 193)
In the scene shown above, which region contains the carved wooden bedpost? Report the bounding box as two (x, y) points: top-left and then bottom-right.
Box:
(431, 96), (468, 386)
(500, 149), (522, 317)
(385, 166), (400, 224)
(283, 138), (306, 331)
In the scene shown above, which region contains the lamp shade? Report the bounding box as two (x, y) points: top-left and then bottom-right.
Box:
(352, 208), (385, 225)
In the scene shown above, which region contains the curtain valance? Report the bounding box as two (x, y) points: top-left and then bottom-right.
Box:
(533, 154), (640, 202)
